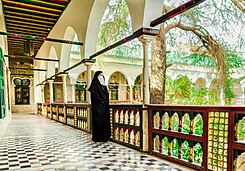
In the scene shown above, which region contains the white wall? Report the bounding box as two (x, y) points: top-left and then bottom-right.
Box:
(0, 0), (12, 138)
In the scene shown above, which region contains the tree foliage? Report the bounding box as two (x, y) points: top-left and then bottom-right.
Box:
(151, 0), (244, 104)
(97, 0), (141, 58)
(97, 0), (244, 105)
(97, 0), (130, 49)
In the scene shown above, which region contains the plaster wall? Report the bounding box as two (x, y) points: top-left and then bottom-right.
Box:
(0, 0), (12, 138)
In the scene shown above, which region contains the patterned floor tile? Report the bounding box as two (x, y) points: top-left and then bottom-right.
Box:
(0, 113), (195, 171)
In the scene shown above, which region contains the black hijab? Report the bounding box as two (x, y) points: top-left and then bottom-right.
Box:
(88, 71), (107, 101)
(88, 71), (102, 92)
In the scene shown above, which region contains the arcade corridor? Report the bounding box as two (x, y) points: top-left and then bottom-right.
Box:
(0, 113), (193, 171)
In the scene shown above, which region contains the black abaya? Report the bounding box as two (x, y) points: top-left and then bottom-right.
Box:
(88, 71), (111, 142)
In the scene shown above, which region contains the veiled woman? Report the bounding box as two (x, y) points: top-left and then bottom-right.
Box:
(88, 71), (111, 142)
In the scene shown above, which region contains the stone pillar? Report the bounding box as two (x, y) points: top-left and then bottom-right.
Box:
(84, 59), (95, 104)
(48, 80), (54, 103)
(130, 85), (133, 104)
(40, 84), (45, 115)
(139, 35), (152, 104)
(83, 59), (95, 133)
(71, 84), (76, 103)
(40, 85), (45, 103)
(61, 74), (68, 103)
(139, 35), (153, 152)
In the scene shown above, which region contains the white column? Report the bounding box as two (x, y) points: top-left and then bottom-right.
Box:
(84, 60), (95, 104)
(71, 84), (76, 103)
(87, 65), (92, 103)
(48, 80), (54, 103)
(130, 85), (133, 104)
(61, 74), (68, 103)
(139, 35), (152, 105)
(40, 85), (45, 115)
(139, 35), (153, 152)
(83, 59), (95, 133)
(40, 85), (45, 104)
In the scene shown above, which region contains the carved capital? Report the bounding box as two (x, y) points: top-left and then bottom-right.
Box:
(47, 80), (54, 84)
(82, 59), (96, 67)
(60, 73), (68, 81)
(138, 35), (154, 44)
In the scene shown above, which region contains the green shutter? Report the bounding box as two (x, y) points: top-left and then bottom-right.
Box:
(0, 47), (6, 119)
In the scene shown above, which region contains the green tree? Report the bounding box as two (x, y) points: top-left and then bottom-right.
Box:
(150, 0), (244, 104)
(97, 0), (141, 58)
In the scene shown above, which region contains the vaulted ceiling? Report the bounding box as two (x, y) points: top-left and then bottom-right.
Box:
(2, 0), (71, 68)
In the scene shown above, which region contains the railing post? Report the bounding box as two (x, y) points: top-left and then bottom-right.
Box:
(142, 105), (149, 152)
(228, 111), (235, 171)
(87, 105), (92, 133)
(50, 104), (53, 120)
(74, 106), (77, 127)
(56, 104), (58, 120)
(46, 104), (48, 118)
(148, 107), (153, 154)
(203, 111), (209, 170)
(64, 105), (67, 124)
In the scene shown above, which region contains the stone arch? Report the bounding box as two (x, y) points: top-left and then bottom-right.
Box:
(174, 74), (184, 80)
(34, 0), (164, 73)
(84, 0), (164, 58)
(109, 71), (129, 85)
(108, 71), (129, 102)
(84, 0), (138, 58)
(74, 70), (95, 102)
(47, 46), (58, 78)
(209, 79), (219, 91)
(195, 77), (207, 89)
(126, 0), (165, 31)
(133, 74), (143, 102)
(134, 74), (142, 86)
(84, 0), (109, 58)
(76, 70), (95, 84)
(59, 26), (77, 71)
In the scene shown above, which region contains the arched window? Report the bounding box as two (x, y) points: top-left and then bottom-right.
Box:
(75, 81), (87, 102)
(109, 83), (119, 100)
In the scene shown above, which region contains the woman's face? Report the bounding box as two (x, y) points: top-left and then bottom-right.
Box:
(98, 73), (104, 77)
(97, 72), (106, 85)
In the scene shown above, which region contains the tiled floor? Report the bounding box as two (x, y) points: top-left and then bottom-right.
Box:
(0, 113), (194, 171)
